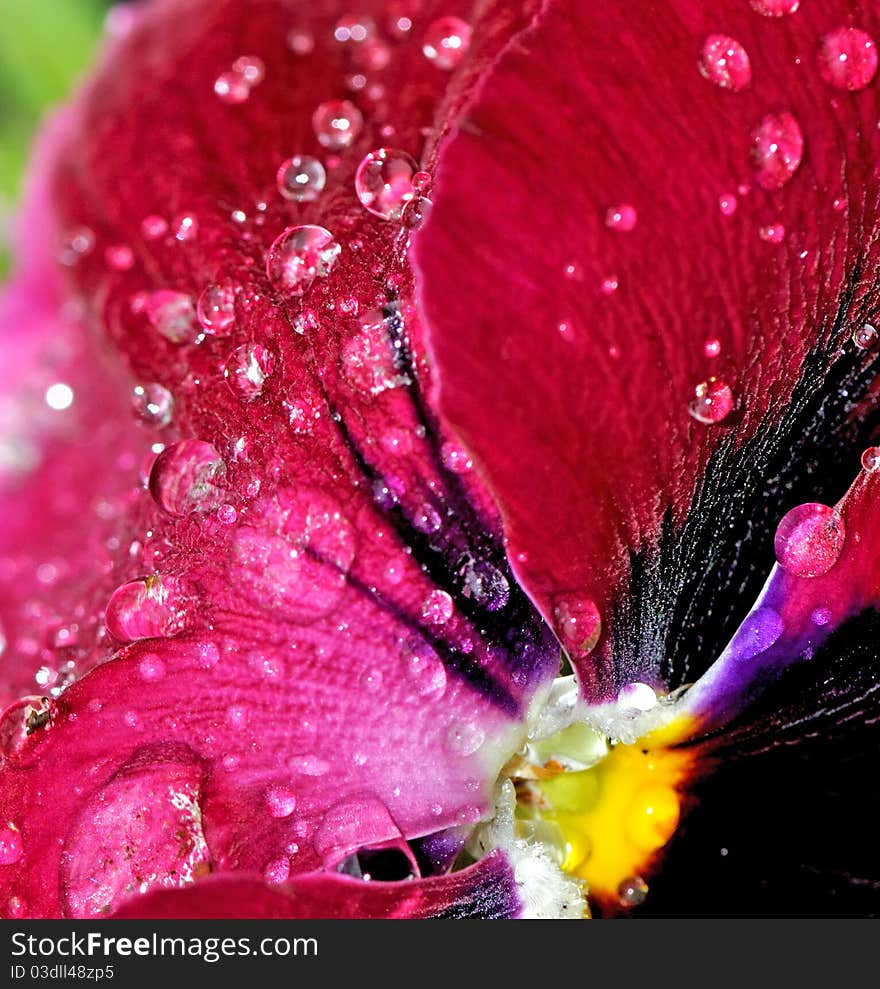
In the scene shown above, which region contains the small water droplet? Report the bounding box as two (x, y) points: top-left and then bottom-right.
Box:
(854, 323), (878, 349)
(861, 446), (880, 472)
(266, 225), (341, 297)
(735, 607), (785, 661)
(173, 214), (198, 243)
(214, 55), (265, 104)
(617, 875), (649, 908)
(703, 337), (722, 358)
(718, 193), (738, 216)
(355, 148), (418, 220)
(552, 594), (601, 658)
(276, 156), (327, 202)
(265, 784), (297, 818)
(144, 290), (200, 344)
(774, 503), (845, 577)
(758, 222), (786, 244)
(141, 215), (168, 240)
(406, 643), (447, 700)
(223, 343), (275, 402)
(149, 439), (227, 516)
(818, 27), (877, 90)
(288, 28), (315, 54)
(312, 99), (363, 149)
(688, 377), (734, 424)
(105, 576), (189, 643)
(197, 283), (237, 335)
(750, 112), (804, 190)
(605, 203), (638, 232)
(423, 16), (471, 70)
(811, 606), (832, 626)
(422, 589), (454, 626)
(601, 275), (619, 295)
(0, 823), (23, 865)
(105, 244), (134, 271)
(132, 383), (173, 426)
(137, 655), (166, 682)
(292, 308), (319, 335)
(361, 669), (384, 693)
(440, 441), (473, 473)
(445, 721), (485, 756)
(698, 35), (752, 91)
(59, 226), (95, 265)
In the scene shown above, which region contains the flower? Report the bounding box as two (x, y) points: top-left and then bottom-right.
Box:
(1, 0), (879, 920)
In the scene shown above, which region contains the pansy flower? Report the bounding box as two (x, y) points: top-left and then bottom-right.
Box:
(1, 0), (879, 920)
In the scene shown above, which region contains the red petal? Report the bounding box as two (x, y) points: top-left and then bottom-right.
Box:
(111, 852), (519, 919)
(414, 0), (880, 698)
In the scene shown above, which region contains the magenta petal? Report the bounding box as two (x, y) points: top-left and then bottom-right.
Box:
(414, 0), (880, 699)
(111, 851), (520, 919)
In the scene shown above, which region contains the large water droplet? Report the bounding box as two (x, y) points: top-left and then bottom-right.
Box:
(214, 55), (265, 105)
(853, 323), (878, 350)
(355, 148), (418, 220)
(698, 35), (751, 91)
(144, 290), (200, 344)
(197, 283), (237, 335)
(312, 100), (363, 149)
(0, 696), (54, 768)
(750, 112), (804, 190)
(223, 343), (275, 402)
(342, 307), (410, 395)
(688, 377), (734, 424)
(445, 721), (485, 756)
(774, 503), (845, 577)
(132, 383), (173, 426)
(276, 155), (326, 202)
(266, 225), (341, 297)
(0, 822), (23, 865)
(422, 589), (454, 626)
(861, 446), (880, 472)
(552, 594), (602, 658)
(148, 440), (227, 516)
(817, 28), (878, 91)
(422, 16), (471, 70)
(105, 576), (189, 643)
(265, 784), (297, 818)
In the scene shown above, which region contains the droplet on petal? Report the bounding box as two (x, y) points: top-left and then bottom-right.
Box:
(149, 440), (227, 516)
(774, 503), (846, 577)
(445, 721), (485, 756)
(703, 337), (722, 358)
(355, 148), (418, 220)
(750, 112), (804, 190)
(422, 17), (472, 70)
(223, 343), (275, 402)
(758, 223), (786, 244)
(214, 55), (265, 104)
(688, 377), (734, 424)
(131, 383), (173, 427)
(265, 784), (297, 819)
(698, 35), (752, 91)
(105, 576), (189, 643)
(276, 155), (327, 202)
(141, 215), (168, 240)
(817, 28), (878, 91)
(266, 225), (341, 297)
(552, 594), (602, 658)
(312, 100), (363, 149)
(605, 203), (637, 232)
(196, 283), (237, 335)
(718, 193), (738, 216)
(854, 323), (878, 350)
(861, 446), (880, 472)
(617, 876), (649, 908)
(144, 290), (200, 345)
(422, 589), (454, 626)
(105, 244), (134, 271)
(0, 823), (23, 865)
(401, 195), (433, 229)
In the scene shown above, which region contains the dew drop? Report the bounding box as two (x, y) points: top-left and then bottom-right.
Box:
(354, 148), (418, 220)
(0, 697), (54, 767)
(405, 644), (447, 701)
(854, 323), (878, 350)
(105, 576), (189, 643)
(617, 682), (658, 712)
(758, 223), (786, 244)
(263, 856), (290, 884)
(223, 343), (275, 402)
(214, 55), (265, 105)
(0, 823), (23, 865)
(861, 446), (880, 472)
(197, 283), (237, 335)
(423, 16), (471, 70)
(361, 669), (383, 693)
(292, 308), (319, 335)
(422, 589), (454, 626)
(58, 226), (94, 265)
(605, 203), (637, 232)
(698, 35), (752, 91)
(445, 721), (485, 757)
(552, 594), (602, 658)
(265, 784), (297, 819)
(288, 28), (315, 55)
(266, 225), (341, 297)
(141, 215), (168, 240)
(817, 27), (877, 90)
(105, 244), (134, 271)
(688, 377), (734, 424)
(617, 875), (649, 908)
(138, 655), (166, 682)
(601, 275), (619, 295)
(750, 112), (804, 190)
(736, 607), (785, 660)
(703, 337), (722, 358)
(276, 155), (327, 202)
(401, 195), (433, 229)
(718, 193), (738, 216)
(440, 441), (473, 473)
(132, 383), (173, 426)
(774, 503), (845, 577)
(312, 99), (363, 149)
(149, 439), (227, 516)
(144, 290), (200, 345)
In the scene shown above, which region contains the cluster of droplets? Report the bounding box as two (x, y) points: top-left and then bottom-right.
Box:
(215, 55), (265, 104)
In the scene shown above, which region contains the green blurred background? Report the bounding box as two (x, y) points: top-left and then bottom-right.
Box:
(0, 0), (108, 271)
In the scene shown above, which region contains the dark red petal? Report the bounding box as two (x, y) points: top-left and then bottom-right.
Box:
(111, 852), (519, 919)
(414, 0), (880, 699)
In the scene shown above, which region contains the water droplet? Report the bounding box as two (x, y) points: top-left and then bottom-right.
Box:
(223, 343), (275, 402)
(288, 28), (315, 54)
(141, 215), (168, 240)
(149, 439), (227, 516)
(292, 308), (319, 335)
(774, 503), (845, 577)
(422, 589), (454, 626)
(266, 225), (341, 297)
(5, 895), (26, 918)
(342, 307), (410, 395)
(854, 323), (878, 349)
(265, 784), (297, 818)
(405, 643), (447, 700)
(750, 112), (804, 190)
(605, 203), (638, 232)
(105, 576), (188, 642)
(226, 704), (248, 730)
(601, 275), (619, 295)
(312, 100), (363, 149)
(735, 607), (784, 661)
(138, 655), (166, 681)
(0, 697), (54, 767)
(132, 383), (173, 426)
(218, 503), (237, 525)
(718, 193), (738, 216)
(861, 446), (880, 472)
(58, 226), (95, 265)
(617, 682), (658, 712)
(445, 721), (485, 757)
(0, 823), (23, 865)
(173, 214), (198, 243)
(423, 16), (471, 70)
(105, 244), (134, 271)
(811, 606), (832, 626)
(144, 290), (200, 344)
(552, 594), (601, 658)
(617, 875), (649, 908)
(441, 441), (473, 473)
(818, 28), (877, 90)
(45, 383), (74, 411)
(214, 55), (265, 105)
(263, 856), (290, 884)
(276, 155), (326, 202)
(197, 283), (237, 335)
(698, 35), (751, 91)
(703, 337), (722, 358)
(688, 377), (734, 424)
(355, 148), (418, 220)
(758, 223), (786, 244)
